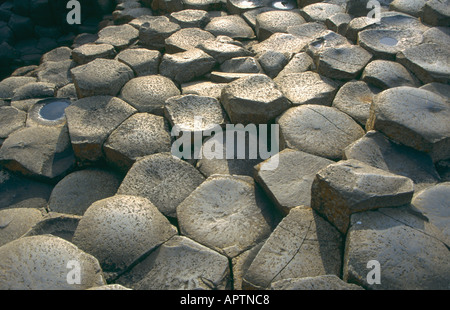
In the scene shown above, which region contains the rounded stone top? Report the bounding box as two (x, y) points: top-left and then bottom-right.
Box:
(120, 75), (181, 115)
(72, 194), (177, 273)
(0, 235), (105, 290)
(177, 174), (278, 258)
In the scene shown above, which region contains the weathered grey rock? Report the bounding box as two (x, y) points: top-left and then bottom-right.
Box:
(96, 24), (139, 51)
(396, 43), (450, 84)
(366, 87), (450, 163)
(255, 149), (333, 214)
(160, 48), (217, 84)
(332, 80), (380, 126)
(0, 106), (26, 140)
(381, 205), (449, 251)
(0, 235), (105, 290)
(113, 7), (154, 24)
(129, 15), (161, 29)
(344, 131), (441, 191)
(209, 72), (260, 83)
(270, 275), (364, 290)
(371, 11), (430, 31)
(256, 50), (291, 78)
(0, 76), (36, 99)
(177, 175), (278, 258)
(72, 195), (177, 274)
(116, 1), (143, 10)
(220, 56), (262, 73)
(181, 80), (227, 99)
(117, 153), (205, 218)
(70, 59), (134, 98)
(165, 94), (228, 135)
(87, 284), (132, 290)
(138, 16), (181, 50)
(345, 16), (380, 42)
(194, 127), (268, 177)
(389, 0), (427, 18)
(48, 168), (122, 216)
(326, 13), (352, 35)
(422, 27), (450, 47)
(65, 96), (136, 163)
(71, 43), (117, 65)
(116, 236), (230, 290)
(422, 0), (450, 26)
(71, 33), (99, 49)
(116, 48), (161, 77)
(40, 47), (72, 64)
(165, 27), (215, 53)
(411, 182), (450, 246)
(250, 33), (309, 56)
(358, 28), (423, 60)
(220, 74), (291, 125)
(306, 30), (351, 58)
(287, 21), (327, 42)
(276, 52), (314, 77)
(255, 10), (306, 41)
(315, 45), (372, 81)
(231, 242), (264, 290)
(169, 9), (210, 28)
(56, 83), (78, 100)
(11, 82), (56, 101)
(243, 206), (343, 289)
(420, 82), (450, 104)
(21, 212), (81, 243)
(205, 15), (255, 39)
(274, 71), (339, 106)
(343, 209), (450, 289)
(104, 113), (172, 172)
(362, 60), (419, 89)
(197, 36), (253, 63)
(301, 3), (345, 23)
(0, 208), (45, 247)
(311, 159), (415, 233)
(277, 105), (365, 160)
(120, 75), (180, 115)
(346, 0), (392, 16)
(242, 7), (277, 29)
(0, 169), (53, 210)
(36, 60), (76, 89)
(0, 125), (75, 182)
(10, 65), (39, 78)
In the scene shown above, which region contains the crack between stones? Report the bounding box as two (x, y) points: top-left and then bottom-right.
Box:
(266, 219), (313, 288)
(378, 209), (449, 248)
(305, 106), (356, 138)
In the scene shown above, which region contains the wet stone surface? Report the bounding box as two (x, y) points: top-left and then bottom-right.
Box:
(0, 0), (449, 291)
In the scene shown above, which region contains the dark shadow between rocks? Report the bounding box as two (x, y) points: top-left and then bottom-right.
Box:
(312, 210), (344, 277)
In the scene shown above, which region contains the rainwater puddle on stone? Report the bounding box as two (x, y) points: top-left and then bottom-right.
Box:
(38, 99), (71, 121)
(233, 0), (263, 9)
(379, 37), (398, 46)
(271, 0), (296, 10)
